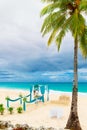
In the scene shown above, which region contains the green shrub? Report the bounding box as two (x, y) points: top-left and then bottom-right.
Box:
(17, 106), (23, 113)
(0, 104), (5, 115)
(8, 107), (14, 114)
(23, 97), (27, 102)
(0, 104), (3, 108)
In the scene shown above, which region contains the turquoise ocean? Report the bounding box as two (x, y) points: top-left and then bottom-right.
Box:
(0, 82), (87, 93)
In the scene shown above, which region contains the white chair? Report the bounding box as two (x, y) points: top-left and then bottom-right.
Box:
(49, 108), (57, 117)
(57, 108), (63, 118)
(50, 107), (63, 119)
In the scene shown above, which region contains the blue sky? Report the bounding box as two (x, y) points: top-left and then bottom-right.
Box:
(0, 0), (87, 82)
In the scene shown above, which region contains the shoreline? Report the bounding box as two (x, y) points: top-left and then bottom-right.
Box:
(0, 87), (87, 95)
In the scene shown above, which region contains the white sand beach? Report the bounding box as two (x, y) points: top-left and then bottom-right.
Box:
(0, 88), (87, 130)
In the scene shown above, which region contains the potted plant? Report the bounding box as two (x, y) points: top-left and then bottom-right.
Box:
(8, 107), (14, 114)
(0, 104), (5, 115)
(0, 104), (3, 108)
(23, 97), (27, 102)
(17, 106), (23, 113)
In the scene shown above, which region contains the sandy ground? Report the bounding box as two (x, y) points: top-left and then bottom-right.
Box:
(0, 88), (87, 130)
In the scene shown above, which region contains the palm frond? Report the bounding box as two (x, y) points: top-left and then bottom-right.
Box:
(41, 13), (66, 36)
(78, 14), (85, 35)
(47, 13), (66, 45)
(41, 10), (64, 33)
(40, 2), (59, 16)
(48, 29), (58, 46)
(55, 15), (72, 51)
(70, 9), (78, 38)
(79, 1), (87, 13)
(41, 0), (74, 3)
(69, 10), (85, 39)
(41, 0), (58, 3)
(56, 29), (66, 51)
(79, 27), (87, 58)
(40, 0), (73, 17)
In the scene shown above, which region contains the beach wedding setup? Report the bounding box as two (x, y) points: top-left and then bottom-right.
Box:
(0, 83), (86, 130)
(6, 85), (49, 111)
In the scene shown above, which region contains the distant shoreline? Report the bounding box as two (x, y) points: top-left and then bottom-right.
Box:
(0, 88), (87, 95)
(0, 82), (87, 93)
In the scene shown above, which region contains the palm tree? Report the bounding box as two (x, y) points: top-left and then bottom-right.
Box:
(40, 0), (87, 130)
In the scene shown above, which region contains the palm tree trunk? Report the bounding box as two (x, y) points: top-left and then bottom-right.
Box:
(65, 36), (82, 130)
